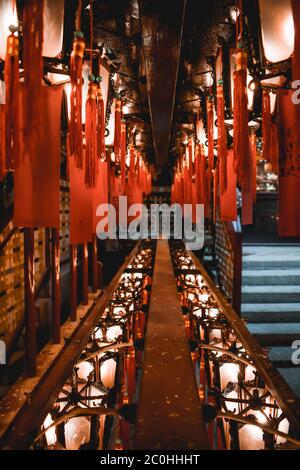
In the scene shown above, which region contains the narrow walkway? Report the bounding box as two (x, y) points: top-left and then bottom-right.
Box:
(134, 240), (209, 450)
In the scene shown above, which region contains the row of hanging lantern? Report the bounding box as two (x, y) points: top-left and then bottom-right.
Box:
(172, 0), (296, 228)
(0, 0), (152, 196)
(33, 240), (155, 450)
(170, 242), (300, 450)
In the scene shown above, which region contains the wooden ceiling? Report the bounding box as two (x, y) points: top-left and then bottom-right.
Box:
(91, 0), (236, 180)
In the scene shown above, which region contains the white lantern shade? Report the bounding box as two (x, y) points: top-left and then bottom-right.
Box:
(105, 99), (115, 146)
(43, 0), (65, 58)
(259, 0), (294, 63)
(100, 358), (116, 389)
(64, 417), (90, 450)
(99, 62), (110, 116)
(43, 413), (57, 447)
(0, 0), (65, 60)
(239, 424), (264, 450)
(0, 0), (18, 60)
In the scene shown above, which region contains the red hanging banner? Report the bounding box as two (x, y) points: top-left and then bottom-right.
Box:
(217, 81), (227, 194)
(207, 96), (214, 171)
(0, 105), (5, 181)
(262, 89), (271, 162)
(22, 0), (44, 160)
(250, 132), (257, 203)
(69, 149), (93, 244)
(85, 82), (98, 188)
(14, 86), (62, 228)
(5, 31), (20, 172)
(220, 149), (237, 222)
(92, 161), (108, 234)
(270, 120), (279, 173)
(278, 90), (300, 236)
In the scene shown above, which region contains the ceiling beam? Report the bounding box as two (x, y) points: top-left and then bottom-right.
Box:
(139, 0), (186, 170)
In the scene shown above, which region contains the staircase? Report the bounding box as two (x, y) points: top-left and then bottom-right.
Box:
(241, 245), (300, 398)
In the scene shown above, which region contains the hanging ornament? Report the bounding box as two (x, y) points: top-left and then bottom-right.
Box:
(22, 0), (44, 159)
(120, 119), (127, 189)
(262, 89), (271, 162)
(85, 78), (98, 188)
(217, 80), (227, 194)
(69, 30), (85, 167)
(0, 104), (5, 181)
(206, 95), (214, 171)
(250, 132), (257, 203)
(114, 96), (122, 163)
(5, 24), (19, 172)
(270, 119), (279, 173)
(233, 46), (251, 191)
(96, 76), (105, 160)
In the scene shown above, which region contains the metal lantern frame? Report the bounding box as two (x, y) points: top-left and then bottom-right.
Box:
(171, 244), (300, 451)
(33, 242), (155, 451)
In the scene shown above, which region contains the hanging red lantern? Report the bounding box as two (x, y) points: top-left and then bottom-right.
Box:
(206, 96), (214, 171)
(233, 47), (251, 191)
(217, 80), (227, 194)
(85, 80), (98, 188)
(120, 119), (127, 189)
(262, 89), (271, 162)
(114, 97), (122, 161)
(4, 25), (19, 172)
(69, 31), (85, 168)
(96, 77), (105, 160)
(22, 0), (44, 160)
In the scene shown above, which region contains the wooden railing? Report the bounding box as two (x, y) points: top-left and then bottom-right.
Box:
(215, 218), (242, 314)
(172, 245), (300, 447)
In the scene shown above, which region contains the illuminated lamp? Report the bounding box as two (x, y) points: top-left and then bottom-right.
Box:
(230, 49), (254, 110)
(0, 0), (18, 60)
(42, 0), (65, 58)
(258, 0), (294, 64)
(64, 417), (91, 450)
(99, 61), (110, 116)
(105, 99), (115, 147)
(0, 0), (66, 60)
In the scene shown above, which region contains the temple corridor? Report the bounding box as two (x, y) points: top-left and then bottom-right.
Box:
(0, 0), (300, 457)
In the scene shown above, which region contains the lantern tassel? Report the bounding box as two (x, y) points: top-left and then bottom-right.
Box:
(217, 80), (227, 194)
(97, 80), (105, 159)
(233, 48), (251, 191)
(69, 32), (85, 168)
(0, 105), (5, 181)
(85, 81), (98, 188)
(22, 0), (44, 159)
(270, 120), (279, 173)
(114, 98), (122, 161)
(262, 89), (271, 162)
(5, 31), (20, 172)
(207, 96), (214, 171)
(120, 119), (127, 188)
(250, 132), (257, 203)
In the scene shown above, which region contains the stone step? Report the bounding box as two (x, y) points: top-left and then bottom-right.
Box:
(242, 286), (300, 303)
(242, 309), (300, 323)
(268, 346), (295, 367)
(247, 323), (300, 346)
(242, 269), (300, 286)
(277, 368), (300, 398)
(243, 259), (300, 269)
(243, 246), (300, 256)
(242, 302), (300, 315)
